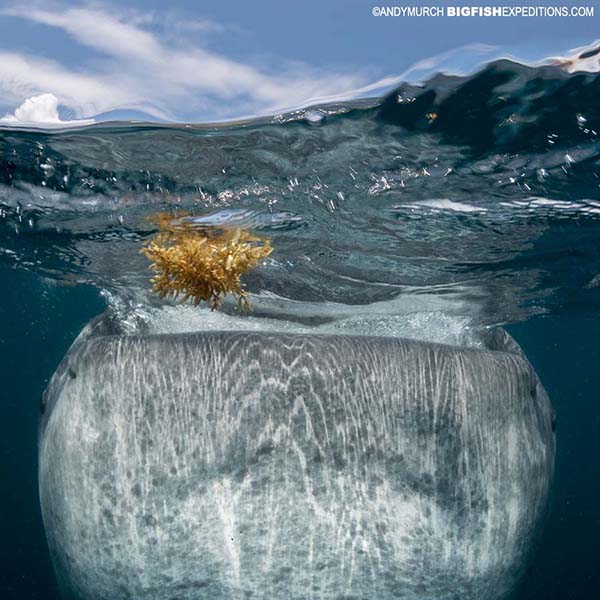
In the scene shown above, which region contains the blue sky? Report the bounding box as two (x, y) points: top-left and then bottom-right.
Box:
(0, 0), (598, 125)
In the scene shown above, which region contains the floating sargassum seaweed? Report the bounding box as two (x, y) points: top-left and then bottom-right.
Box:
(141, 212), (272, 310)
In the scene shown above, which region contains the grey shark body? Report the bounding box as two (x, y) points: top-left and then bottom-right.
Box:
(39, 322), (555, 600)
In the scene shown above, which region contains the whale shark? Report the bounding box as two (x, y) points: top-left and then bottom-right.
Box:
(39, 315), (555, 599)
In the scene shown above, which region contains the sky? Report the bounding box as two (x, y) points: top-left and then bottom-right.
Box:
(0, 0), (598, 125)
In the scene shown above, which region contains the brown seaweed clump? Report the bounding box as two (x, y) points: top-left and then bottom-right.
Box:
(141, 212), (272, 310)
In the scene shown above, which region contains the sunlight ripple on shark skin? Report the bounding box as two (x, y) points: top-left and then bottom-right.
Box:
(39, 318), (555, 600)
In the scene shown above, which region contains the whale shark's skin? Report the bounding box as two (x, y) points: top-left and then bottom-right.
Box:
(39, 323), (555, 600)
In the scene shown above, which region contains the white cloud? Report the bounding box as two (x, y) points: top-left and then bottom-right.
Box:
(0, 93), (94, 126)
(0, 4), (389, 123)
(0, 49), (152, 116)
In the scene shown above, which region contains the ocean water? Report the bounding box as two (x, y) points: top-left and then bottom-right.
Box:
(1, 57), (599, 599)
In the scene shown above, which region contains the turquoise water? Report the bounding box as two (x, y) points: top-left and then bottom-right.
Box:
(1, 57), (600, 598)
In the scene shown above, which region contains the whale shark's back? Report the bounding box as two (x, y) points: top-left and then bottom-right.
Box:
(39, 330), (555, 600)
